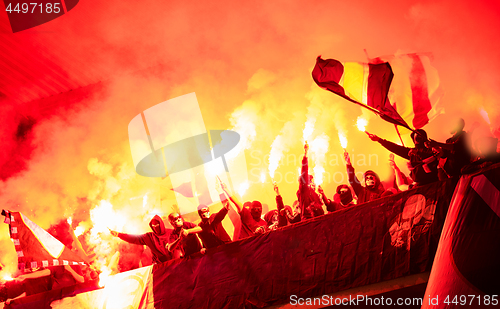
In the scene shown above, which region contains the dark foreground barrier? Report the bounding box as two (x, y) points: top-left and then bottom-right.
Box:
(140, 179), (456, 308)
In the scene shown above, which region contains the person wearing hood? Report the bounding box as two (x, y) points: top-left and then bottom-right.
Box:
(318, 184), (355, 212)
(196, 196), (232, 249)
(297, 142), (325, 219)
(426, 118), (473, 177)
(110, 215), (172, 264)
(344, 151), (385, 204)
(272, 182), (298, 227)
(220, 182), (267, 239)
(166, 213), (203, 258)
(367, 129), (439, 186)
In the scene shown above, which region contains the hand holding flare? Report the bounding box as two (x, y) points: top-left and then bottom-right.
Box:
(365, 131), (380, 142)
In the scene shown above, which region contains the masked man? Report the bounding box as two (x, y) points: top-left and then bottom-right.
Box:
(297, 142), (325, 219)
(110, 215), (172, 264)
(196, 198), (232, 249)
(319, 184), (355, 212)
(344, 151), (385, 204)
(367, 129), (439, 186)
(166, 213), (203, 258)
(220, 183), (267, 239)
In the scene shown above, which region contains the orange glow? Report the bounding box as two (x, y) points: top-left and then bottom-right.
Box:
(303, 122), (315, 143)
(238, 181), (249, 196)
(356, 117), (368, 132)
(98, 266), (111, 288)
(313, 166), (325, 185)
(338, 132), (348, 149)
(1, 0), (499, 278)
(74, 224), (86, 237)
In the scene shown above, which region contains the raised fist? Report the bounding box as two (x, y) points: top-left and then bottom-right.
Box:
(366, 132), (380, 142)
(317, 185), (324, 194)
(273, 182), (280, 195)
(344, 151), (351, 165)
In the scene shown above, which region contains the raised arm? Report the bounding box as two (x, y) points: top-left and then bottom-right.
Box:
(345, 151), (362, 196)
(64, 265), (85, 284)
(317, 185), (329, 205)
(222, 183), (243, 213)
(300, 142), (309, 186)
(367, 132), (411, 160)
(185, 226), (203, 234)
(16, 268), (51, 281)
(212, 201), (229, 225)
(389, 156), (410, 191)
(109, 229), (147, 246)
(166, 229), (187, 252)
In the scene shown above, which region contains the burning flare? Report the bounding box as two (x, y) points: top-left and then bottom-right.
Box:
(338, 132), (348, 149)
(238, 181), (249, 196)
(268, 135), (284, 179)
(356, 117), (368, 132)
(303, 121), (315, 143)
(309, 134), (330, 186)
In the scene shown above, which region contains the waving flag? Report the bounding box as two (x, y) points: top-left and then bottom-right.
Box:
(371, 53), (444, 129)
(312, 56), (410, 129)
(2, 210), (87, 271)
(422, 167), (500, 308)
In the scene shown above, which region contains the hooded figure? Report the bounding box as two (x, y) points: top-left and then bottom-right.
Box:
(264, 210), (279, 229)
(297, 143), (325, 219)
(110, 215), (172, 264)
(345, 151), (385, 204)
(336, 184), (354, 206)
(196, 203), (231, 249)
(374, 129), (439, 185)
(319, 184), (356, 212)
(167, 213), (203, 258)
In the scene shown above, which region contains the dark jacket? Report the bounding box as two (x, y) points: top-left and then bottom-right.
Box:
(169, 221), (203, 257)
(443, 131), (472, 176)
(378, 139), (439, 185)
(347, 165), (385, 204)
(297, 155), (325, 219)
(118, 215), (172, 264)
(275, 195), (297, 226)
(198, 207), (231, 249)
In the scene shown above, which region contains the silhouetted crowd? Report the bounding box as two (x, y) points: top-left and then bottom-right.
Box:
(2, 118), (499, 306)
(110, 118), (499, 263)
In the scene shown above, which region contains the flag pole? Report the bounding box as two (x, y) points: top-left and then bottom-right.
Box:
(394, 124), (405, 147)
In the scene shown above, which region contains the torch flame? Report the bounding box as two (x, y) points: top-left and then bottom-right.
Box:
(2, 274), (14, 281)
(67, 217), (72, 226)
(313, 166), (325, 185)
(338, 132), (348, 149)
(309, 134), (329, 186)
(356, 117), (368, 132)
(74, 223), (86, 237)
(479, 107), (491, 125)
(98, 266), (111, 288)
(238, 181), (249, 196)
(303, 121), (315, 143)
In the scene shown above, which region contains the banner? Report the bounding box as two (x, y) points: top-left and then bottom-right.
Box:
(423, 164), (500, 308)
(2, 210), (86, 271)
(139, 179), (455, 308)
